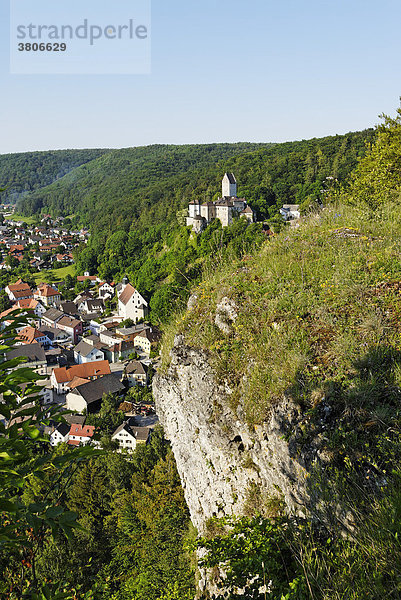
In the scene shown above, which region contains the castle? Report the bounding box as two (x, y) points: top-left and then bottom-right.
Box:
(186, 173), (255, 232)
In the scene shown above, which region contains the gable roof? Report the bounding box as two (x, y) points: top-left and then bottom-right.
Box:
(118, 284), (136, 305)
(16, 298), (40, 310)
(7, 344), (46, 363)
(43, 307), (64, 322)
(224, 172), (236, 184)
(52, 360), (110, 384)
(112, 422), (150, 441)
(7, 280), (31, 293)
(69, 423), (95, 438)
(74, 340), (98, 357)
(54, 422), (70, 437)
(36, 283), (60, 297)
(18, 326), (46, 345)
(126, 360), (147, 375)
(57, 315), (81, 329)
(72, 373), (125, 406)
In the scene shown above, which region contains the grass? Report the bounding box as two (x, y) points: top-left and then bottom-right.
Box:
(162, 197), (401, 452)
(5, 213), (38, 225)
(33, 264), (75, 284)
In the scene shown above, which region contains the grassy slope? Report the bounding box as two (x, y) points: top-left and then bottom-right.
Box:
(33, 264), (75, 284)
(164, 199), (401, 428)
(162, 198), (401, 597)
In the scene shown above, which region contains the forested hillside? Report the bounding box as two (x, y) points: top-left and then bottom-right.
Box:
(72, 130), (374, 321)
(10, 132), (375, 323)
(0, 149), (109, 203)
(17, 143), (270, 221)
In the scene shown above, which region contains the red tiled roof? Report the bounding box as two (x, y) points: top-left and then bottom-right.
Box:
(36, 284), (59, 298)
(18, 326), (44, 344)
(12, 288), (33, 299)
(8, 281), (31, 293)
(69, 424), (95, 438)
(16, 299), (39, 310)
(118, 284), (136, 305)
(52, 360), (110, 384)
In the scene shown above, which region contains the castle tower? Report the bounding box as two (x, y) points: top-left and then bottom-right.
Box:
(222, 172), (237, 198)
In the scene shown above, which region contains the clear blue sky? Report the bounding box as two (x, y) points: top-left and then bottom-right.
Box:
(1, 0), (401, 153)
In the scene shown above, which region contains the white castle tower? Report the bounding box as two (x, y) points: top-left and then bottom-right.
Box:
(222, 172), (237, 198)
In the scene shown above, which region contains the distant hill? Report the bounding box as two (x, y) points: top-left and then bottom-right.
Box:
(0, 149), (110, 203)
(15, 143), (272, 223)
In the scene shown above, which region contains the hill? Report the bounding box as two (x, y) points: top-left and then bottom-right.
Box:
(0, 148), (110, 203)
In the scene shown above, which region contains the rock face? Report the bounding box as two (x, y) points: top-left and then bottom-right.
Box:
(153, 335), (311, 533)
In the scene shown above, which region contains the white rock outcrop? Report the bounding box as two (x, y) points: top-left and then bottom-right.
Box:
(153, 336), (310, 533)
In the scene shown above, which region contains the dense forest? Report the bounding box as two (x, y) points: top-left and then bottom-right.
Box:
(0, 149), (109, 203)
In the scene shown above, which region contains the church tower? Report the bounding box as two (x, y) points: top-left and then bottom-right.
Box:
(222, 172), (237, 198)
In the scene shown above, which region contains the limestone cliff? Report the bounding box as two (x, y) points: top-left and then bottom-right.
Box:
(153, 335), (315, 533)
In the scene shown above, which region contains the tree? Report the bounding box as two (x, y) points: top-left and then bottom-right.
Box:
(0, 311), (101, 598)
(346, 102), (401, 209)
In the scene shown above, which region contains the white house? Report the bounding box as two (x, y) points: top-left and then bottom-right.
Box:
(5, 280), (33, 302)
(280, 204), (300, 221)
(73, 340), (105, 364)
(117, 281), (148, 323)
(98, 282), (115, 300)
(49, 422), (70, 446)
(125, 360), (148, 387)
(111, 423), (150, 452)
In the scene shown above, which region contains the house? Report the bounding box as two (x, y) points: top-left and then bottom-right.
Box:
(133, 328), (159, 356)
(111, 423), (150, 452)
(77, 275), (99, 285)
(77, 298), (104, 315)
(6, 344), (47, 375)
(34, 283), (61, 307)
(50, 360), (111, 394)
(39, 324), (70, 345)
(16, 379), (53, 406)
(55, 315), (83, 344)
(117, 279), (148, 322)
(103, 340), (135, 363)
(17, 326), (52, 348)
(41, 307), (64, 328)
(66, 373), (126, 413)
(279, 204), (300, 221)
(16, 298), (46, 319)
(49, 422), (70, 446)
(68, 423), (95, 446)
(73, 340), (105, 364)
(5, 279), (33, 302)
(59, 301), (79, 317)
(98, 282), (115, 300)
(125, 360), (148, 387)
(0, 307), (36, 333)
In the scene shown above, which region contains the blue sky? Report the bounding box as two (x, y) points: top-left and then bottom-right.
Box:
(1, 0), (401, 153)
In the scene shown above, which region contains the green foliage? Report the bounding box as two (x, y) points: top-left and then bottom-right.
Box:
(85, 393), (125, 435)
(0, 148), (109, 204)
(346, 102), (401, 209)
(197, 515), (305, 600)
(0, 312), (102, 599)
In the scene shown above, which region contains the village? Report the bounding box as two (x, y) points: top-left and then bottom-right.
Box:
(0, 271), (160, 453)
(0, 174), (300, 455)
(0, 212), (87, 271)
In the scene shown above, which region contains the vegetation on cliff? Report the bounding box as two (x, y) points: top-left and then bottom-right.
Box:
(161, 105), (401, 598)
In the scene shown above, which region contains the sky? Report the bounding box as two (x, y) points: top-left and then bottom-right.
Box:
(1, 0), (401, 154)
